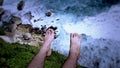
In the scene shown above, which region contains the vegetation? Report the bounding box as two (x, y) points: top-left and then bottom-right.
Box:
(0, 38), (85, 68)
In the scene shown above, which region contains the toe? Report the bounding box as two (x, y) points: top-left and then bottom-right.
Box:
(49, 29), (54, 35)
(70, 33), (72, 38)
(51, 29), (54, 34)
(75, 33), (78, 37)
(71, 33), (74, 38)
(76, 33), (79, 38)
(46, 29), (49, 35)
(47, 29), (51, 35)
(73, 33), (76, 37)
(73, 33), (78, 37)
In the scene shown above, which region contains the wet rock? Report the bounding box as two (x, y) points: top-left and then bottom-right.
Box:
(33, 18), (43, 23)
(102, 0), (119, 4)
(116, 60), (120, 63)
(47, 26), (57, 31)
(56, 19), (60, 21)
(34, 25), (58, 39)
(47, 26), (58, 39)
(45, 12), (52, 17)
(32, 27), (42, 34)
(81, 34), (87, 41)
(17, 0), (25, 11)
(34, 19), (37, 22)
(51, 21), (54, 23)
(23, 33), (31, 40)
(0, 0), (4, 6)
(30, 25), (46, 36)
(40, 25), (47, 35)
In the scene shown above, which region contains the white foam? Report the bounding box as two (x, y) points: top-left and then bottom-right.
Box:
(63, 5), (120, 41)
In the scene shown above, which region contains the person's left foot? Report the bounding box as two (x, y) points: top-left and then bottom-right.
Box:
(43, 29), (55, 56)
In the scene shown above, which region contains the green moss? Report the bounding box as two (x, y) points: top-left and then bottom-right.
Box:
(0, 38), (85, 68)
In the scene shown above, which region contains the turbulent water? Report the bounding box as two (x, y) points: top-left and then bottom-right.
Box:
(1, 0), (120, 68)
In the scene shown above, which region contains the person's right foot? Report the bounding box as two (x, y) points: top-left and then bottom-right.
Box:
(70, 33), (81, 59)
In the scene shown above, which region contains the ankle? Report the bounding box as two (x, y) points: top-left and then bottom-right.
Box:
(69, 48), (80, 59)
(69, 53), (78, 61)
(42, 41), (51, 47)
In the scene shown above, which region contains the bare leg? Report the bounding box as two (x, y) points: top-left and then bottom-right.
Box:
(28, 29), (54, 68)
(62, 33), (81, 68)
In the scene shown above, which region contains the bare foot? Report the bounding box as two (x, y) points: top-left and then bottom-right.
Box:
(43, 29), (55, 56)
(70, 33), (81, 59)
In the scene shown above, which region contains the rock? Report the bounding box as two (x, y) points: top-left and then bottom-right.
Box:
(2, 16), (22, 35)
(47, 26), (57, 31)
(17, 0), (25, 11)
(24, 24), (33, 32)
(0, 8), (5, 21)
(33, 18), (43, 23)
(24, 24), (32, 28)
(0, 21), (3, 27)
(40, 25), (47, 35)
(17, 24), (33, 33)
(45, 12), (52, 17)
(0, 8), (4, 14)
(32, 27), (42, 34)
(8, 16), (22, 33)
(0, 36), (13, 43)
(1, 10), (12, 23)
(10, 16), (22, 25)
(47, 26), (58, 39)
(34, 19), (37, 22)
(102, 0), (119, 4)
(23, 33), (31, 40)
(81, 34), (87, 41)
(56, 19), (60, 21)
(20, 24), (32, 28)
(3, 24), (13, 32)
(0, 0), (4, 6)
(24, 11), (33, 20)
